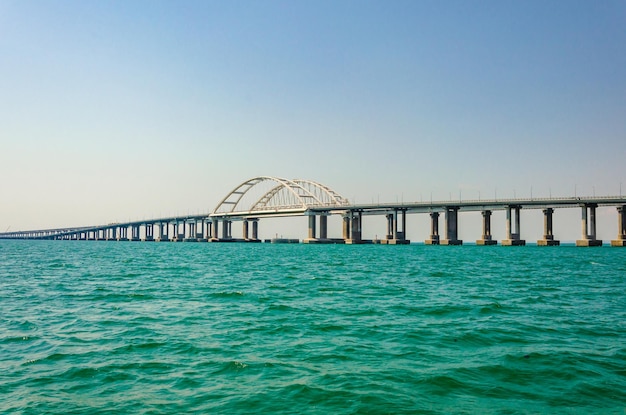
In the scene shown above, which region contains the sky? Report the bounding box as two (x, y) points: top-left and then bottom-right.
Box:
(1, 0), (625, 242)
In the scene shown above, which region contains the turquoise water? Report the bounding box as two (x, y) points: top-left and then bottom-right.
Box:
(1, 240), (625, 414)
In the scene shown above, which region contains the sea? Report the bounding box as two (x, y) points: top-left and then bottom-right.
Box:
(1, 240), (625, 414)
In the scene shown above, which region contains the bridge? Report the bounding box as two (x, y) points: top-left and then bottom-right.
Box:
(1, 176), (626, 247)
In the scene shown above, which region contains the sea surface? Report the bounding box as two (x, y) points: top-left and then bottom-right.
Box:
(1, 240), (625, 414)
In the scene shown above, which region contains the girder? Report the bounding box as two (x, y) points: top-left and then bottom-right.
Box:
(213, 176), (350, 214)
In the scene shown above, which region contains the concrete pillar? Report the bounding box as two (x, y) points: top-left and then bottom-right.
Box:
(118, 226), (128, 241)
(385, 209), (409, 244)
(211, 220), (218, 240)
(222, 219), (230, 239)
(184, 221), (198, 242)
(590, 205), (597, 240)
(143, 224), (154, 241)
(198, 220), (206, 240)
(503, 205), (525, 246)
(386, 214), (393, 240)
(441, 207), (462, 245)
(252, 219), (259, 240)
(577, 204), (602, 246)
(538, 208), (560, 246)
(505, 206), (512, 239)
(319, 214), (328, 240)
(344, 211), (362, 244)
(611, 205), (626, 246)
(308, 214), (316, 239)
(157, 222), (169, 242)
(343, 215), (351, 240)
(425, 212), (440, 244)
(243, 220), (249, 240)
(477, 210), (497, 245)
(131, 225), (140, 241)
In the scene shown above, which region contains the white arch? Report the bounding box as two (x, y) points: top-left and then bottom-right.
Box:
(213, 176), (349, 214)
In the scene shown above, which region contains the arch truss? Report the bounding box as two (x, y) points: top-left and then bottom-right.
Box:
(213, 176), (350, 215)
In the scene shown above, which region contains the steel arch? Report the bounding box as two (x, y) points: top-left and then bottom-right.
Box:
(213, 176), (350, 214)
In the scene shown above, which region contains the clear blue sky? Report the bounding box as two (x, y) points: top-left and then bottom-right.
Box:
(1, 0), (625, 241)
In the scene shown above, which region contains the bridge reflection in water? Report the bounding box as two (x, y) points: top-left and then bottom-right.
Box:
(2, 177), (626, 247)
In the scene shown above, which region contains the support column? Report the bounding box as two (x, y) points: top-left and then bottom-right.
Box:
(342, 215), (351, 241)
(210, 220), (218, 241)
(425, 212), (440, 245)
(243, 219), (249, 240)
(502, 205), (525, 246)
(577, 204), (602, 246)
(386, 214), (393, 240)
(538, 208), (560, 246)
(184, 221), (198, 242)
(199, 220), (207, 241)
(611, 206), (626, 246)
(385, 209), (409, 244)
(477, 210), (497, 245)
(345, 211), (363, 244)
(222, 219), (231, 240)
(304, 212), (330, 244)
(130, 225), (141, 241)
(157, 222), (169, 242)
(118, 226), (128, 241)
(143, 224), (154, 241)
(319, 214), (328, 240)
(251, 219), (259, 241)
(441, 207), (462, 245)
(308, 214), (317, 239)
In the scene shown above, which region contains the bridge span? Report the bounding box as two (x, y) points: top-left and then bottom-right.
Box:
(2, 176), (626, 247)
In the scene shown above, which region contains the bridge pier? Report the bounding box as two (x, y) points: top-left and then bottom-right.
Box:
(611, 206), (626, 246)
(344, 211), (364, 244)
(117, 226), (129, 241)
(157, 222), (169, 242)
(130, 225), (141, 241)
(304, 212), (332, 244)
(184, 221), (198, 242)
(198, 220), (208, 242)
(319, 214), (328, 240)
(221, 219), (232, 240)
(143, 224), (155, 241)
(441, 207), (462, 245)
(242, 218), (260, 242)
(209, 220), (218, 241)
(425, 212), (440, 245)
(382, 209), (409, 244)
(577, 204), (602, 246)
(476, 210), (497, 245)
(502, 205), (525, 246)
(538, 208), (560, 246)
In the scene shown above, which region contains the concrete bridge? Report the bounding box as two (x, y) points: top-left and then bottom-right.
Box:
(2, 176), (626, 247)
